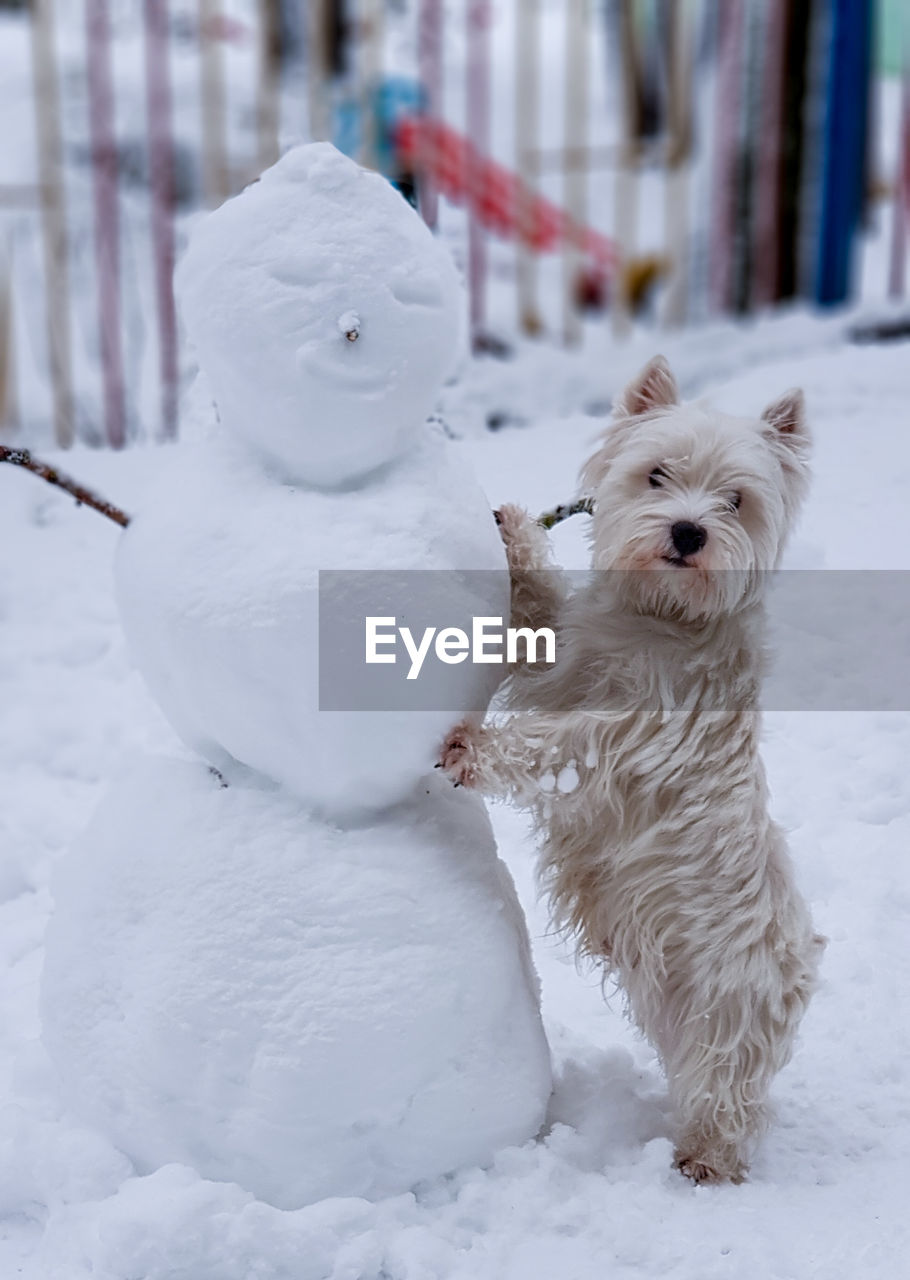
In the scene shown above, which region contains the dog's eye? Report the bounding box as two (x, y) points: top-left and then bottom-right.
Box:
(649, 467), (667, 488)
(728, 492), (742, 511)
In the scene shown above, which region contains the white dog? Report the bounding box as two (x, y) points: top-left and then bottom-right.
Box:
(441, 355), (823, 1184)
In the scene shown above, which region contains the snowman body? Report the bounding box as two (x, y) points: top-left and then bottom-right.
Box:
(41, 144), (551, 1207)
(115, 424), (508, 817)
(43, 759), (550, 1209)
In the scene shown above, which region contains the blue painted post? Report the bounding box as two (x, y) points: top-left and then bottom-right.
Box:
(815, 0), (874, 306)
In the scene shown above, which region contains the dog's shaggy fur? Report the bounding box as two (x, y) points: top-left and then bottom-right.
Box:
(441, 356), (823, 1184)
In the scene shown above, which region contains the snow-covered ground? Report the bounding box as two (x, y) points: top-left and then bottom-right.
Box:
(2, 306), (910, 1278)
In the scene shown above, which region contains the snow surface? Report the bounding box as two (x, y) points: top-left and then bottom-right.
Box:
(41, 757), (550, 1210)
(3, 309), (910, 1276)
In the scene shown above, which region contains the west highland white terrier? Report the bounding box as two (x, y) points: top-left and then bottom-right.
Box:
(441, 355), (823, 1184)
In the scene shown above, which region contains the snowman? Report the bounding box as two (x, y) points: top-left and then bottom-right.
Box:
(40, 144), (552, 1210)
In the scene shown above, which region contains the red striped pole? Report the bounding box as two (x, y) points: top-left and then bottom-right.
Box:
(143, 0), (179, 440)
(418, 0), (443, 227)
(466, 0), (491, 344)
(85, 0), (127, 448)
(709, 0), (744, 314)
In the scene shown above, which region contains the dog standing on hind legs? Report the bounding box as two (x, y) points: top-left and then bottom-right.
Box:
(441, 355), (824, 1184)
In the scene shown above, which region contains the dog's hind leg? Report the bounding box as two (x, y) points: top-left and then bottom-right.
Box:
(665, 996), (770, 1185)
(659, 933), (820, 1184)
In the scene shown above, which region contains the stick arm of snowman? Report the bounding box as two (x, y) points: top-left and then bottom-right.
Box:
(535, 496), (594, 529)
(1, 444), (594, 536)
(0, 445), (131, 527)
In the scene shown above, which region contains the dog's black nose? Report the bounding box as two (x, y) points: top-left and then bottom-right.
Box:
(670, 521), (707, 557)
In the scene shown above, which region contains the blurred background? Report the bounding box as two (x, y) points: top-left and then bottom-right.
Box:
(0, 0), (906, 450)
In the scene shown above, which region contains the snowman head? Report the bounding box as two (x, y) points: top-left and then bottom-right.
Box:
(177, 144), (463, 488)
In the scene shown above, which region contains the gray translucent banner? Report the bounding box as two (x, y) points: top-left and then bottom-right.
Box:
(318, 570), (910, 712)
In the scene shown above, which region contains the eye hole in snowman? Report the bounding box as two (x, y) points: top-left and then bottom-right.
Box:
(338, 311), (361, 343)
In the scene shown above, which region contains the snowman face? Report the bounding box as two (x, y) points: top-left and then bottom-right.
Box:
(178, 144), (463, 489)
(287, 244), (460, 479)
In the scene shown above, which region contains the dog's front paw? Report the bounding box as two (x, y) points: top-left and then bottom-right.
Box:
(438, 720), (484, 789)
(494, 503), (552, 574)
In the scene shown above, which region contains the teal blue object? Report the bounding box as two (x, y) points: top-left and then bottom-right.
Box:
(878, 0), (904, 75)
(330, 77), (424, 170)
(332, 97), (362, 160)
(371, 77), (425, 174)
(330, 76), (424, 205)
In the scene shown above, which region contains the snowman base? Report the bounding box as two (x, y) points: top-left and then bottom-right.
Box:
(42, 757), (552, 1209)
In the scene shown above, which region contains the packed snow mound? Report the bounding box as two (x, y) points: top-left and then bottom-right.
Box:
(176, 142), (463, 488)
(115, 428), (509, 817)
(41, 757), (552, 1210)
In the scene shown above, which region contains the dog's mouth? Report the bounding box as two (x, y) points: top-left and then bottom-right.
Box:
(662, 555), (695, 568)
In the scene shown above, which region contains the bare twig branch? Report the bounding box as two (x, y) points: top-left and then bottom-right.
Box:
(1, 439), (588, 538)
(537, 496), (594, 530)
(0, 443), (131, 527)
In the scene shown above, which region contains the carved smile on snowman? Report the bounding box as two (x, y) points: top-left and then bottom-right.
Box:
(295, 324), (398, 396)
(294, 284), (440, 399)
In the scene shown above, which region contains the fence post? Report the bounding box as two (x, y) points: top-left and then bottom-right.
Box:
(466, 0), (490, 345)
(418, 0), (442, 226)
(515, 0), (541, 334)
(143, 0), (179, 441)
(357, 0), (383, 170)
(887, 8), (909, 298)
(563, 0), (588, 346)
(776, 0), (812, 301)
(85, 0), (127, 448)
(0, 230), (16, 435)
(709, 0), (743, 314)
(198, 0), (230, 202)
(306, 0), (330, 141)
(751, 0), (787, 309)
(661, 0), (693, 326)
(257, 0), (283, 173)
(29, 0), (75, 447)
(815, 0), (874, 306)
(612, 0), (641, 338)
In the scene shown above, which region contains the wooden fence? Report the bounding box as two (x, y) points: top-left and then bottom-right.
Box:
(0, 0), (906, 448)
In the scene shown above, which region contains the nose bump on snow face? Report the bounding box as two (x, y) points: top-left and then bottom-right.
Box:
(670, 521), (708, 557)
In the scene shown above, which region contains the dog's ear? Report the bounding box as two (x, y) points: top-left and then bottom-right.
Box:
(761, 388), (806, 438)
(614, 355), (679, 419)
(761, 388), (811, 516)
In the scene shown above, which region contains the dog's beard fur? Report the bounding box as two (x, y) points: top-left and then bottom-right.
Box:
(441, 356), (822, 1185)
